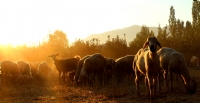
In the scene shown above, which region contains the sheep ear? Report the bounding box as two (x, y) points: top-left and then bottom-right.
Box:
(55, 54), (59, 56)
(156, 40), (162, 48)
(143, 41), (148, 49)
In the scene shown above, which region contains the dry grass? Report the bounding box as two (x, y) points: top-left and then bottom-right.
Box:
(0, 70), (200, 103)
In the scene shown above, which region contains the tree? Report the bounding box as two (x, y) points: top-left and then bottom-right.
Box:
(157, 24), (169, 47)
(69, 39), (88, 57)
(175, 19), (185, 51)
(47, 30), (69, 57)
(102, 35), (127, 58)
(168, 6), (176, 37)
(129, 26), (154, 54)
(192, 0), (200, 34)
(192, 0), (200, 51)
(168, 6), (178, 48)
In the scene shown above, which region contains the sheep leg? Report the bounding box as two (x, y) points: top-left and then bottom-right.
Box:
(169, 71), (173, 94)
(163, 70), (169, 92)
(3, 74), (9, 86)
(148, 77), (155, 101)
(153, 76), (157, 99)
(87, 74), (90, 87)
(158, 70), (162, 92)
(1, 74), (4, 87)
(100, 70), (104, 87)
(135, 70), (140, 96)
(58, 71), (61, 84)
(92, 72), (95, 87)
(145, 77), (150, 98)
(63, 71), (66, 83)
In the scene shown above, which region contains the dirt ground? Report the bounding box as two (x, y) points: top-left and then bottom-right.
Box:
(0, 70), (200, 103)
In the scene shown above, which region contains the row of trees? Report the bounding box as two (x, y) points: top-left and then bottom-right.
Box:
(0, 1), (200, 64)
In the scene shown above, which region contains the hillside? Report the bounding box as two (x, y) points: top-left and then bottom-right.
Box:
(84, 25), (158, 44)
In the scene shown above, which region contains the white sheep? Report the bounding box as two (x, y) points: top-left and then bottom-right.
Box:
(157, 47), (196, 94)
(133, 36), (161, 101)
(190, 56), (200, 70)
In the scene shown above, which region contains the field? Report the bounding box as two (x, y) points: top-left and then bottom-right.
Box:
(0, 70), (200, 103)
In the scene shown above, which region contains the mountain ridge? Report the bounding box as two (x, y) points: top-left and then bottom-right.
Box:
(83, 25), (159, 44)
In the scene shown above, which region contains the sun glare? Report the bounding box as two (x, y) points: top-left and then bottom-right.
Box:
(0, 34), (48, 47)
(0, 1), (192, 47)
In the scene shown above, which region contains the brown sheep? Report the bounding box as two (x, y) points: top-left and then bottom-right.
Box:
(48, 54), (80, 84)
(112, 55), (134, 84)
(36, 61), (52, 81)
(67, 70), (75, 82)
(190, 56), (200, 70)
(79, 53), (108, 87)
(28, 61), (42, 79)
(75, 55), (91, 84)
(104, 57), (116, 84)
(133, 36), (161, 101)
(157, 47), (196, 94)
(1, 60), (24, 86)
(17, 60), (34, 82)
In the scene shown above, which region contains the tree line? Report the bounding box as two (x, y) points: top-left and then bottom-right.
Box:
(0, 1), (200, 65)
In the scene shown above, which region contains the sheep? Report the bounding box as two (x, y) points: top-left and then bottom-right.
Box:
(48, 54), (80, 84)
(36, 61), (52, 81)
(74, 55), (91, 84)
(67, 70), (75, 82)
(104, 57), (116, 84)
(190, 56), (200, 70)
(1, 60), (24, 86)
(112, 55), (134, 84)
(104, 57), (116, 73)
(28, 61), (42, 78)
(79, 53), (108, 87)
(17, 60), (34, 82)
(157, 47), (196, 94)
(133, 36), (161, 101)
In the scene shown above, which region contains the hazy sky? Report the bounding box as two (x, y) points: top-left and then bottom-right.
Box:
(0, 0), (193, 46)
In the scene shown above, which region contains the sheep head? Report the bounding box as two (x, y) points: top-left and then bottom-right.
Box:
(143, 36), (162, 52)
(74, 55), (81, 61)
(48, 54), (59, 61)
(48, 54), (59, 57)
(185, 79), (197, 94)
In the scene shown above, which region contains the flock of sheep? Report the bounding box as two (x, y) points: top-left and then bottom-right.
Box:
(0, 36), (198, 102)
(0, 60), (52, 85)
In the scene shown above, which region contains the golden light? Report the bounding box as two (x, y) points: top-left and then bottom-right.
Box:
(0, 34), (48, 47)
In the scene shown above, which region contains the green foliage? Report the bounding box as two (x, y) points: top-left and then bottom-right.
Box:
(129, 26), (154, 54)
(192, 0), (200, 53)
(192, 0), (200, 34)
(102, 35), (127, 59)
(168, 6), (176, 37)
(157, 24), (169, 47)
(47, 30), (69, 57)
